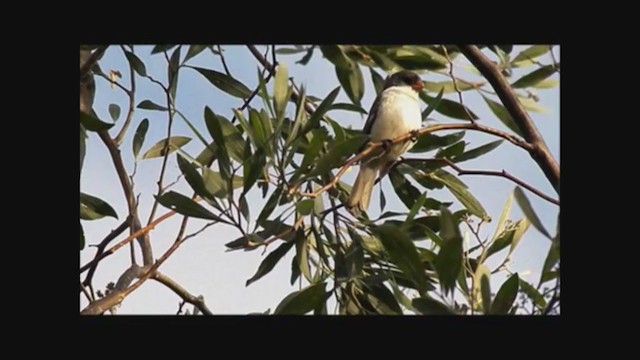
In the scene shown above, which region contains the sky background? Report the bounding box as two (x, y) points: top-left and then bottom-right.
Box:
(80, 45), (560, 314)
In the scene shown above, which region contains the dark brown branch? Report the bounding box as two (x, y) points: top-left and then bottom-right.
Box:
(97, 132), (153, 266)
(458, 45), (560, 194)
(82, 216), (132, 289)
(403, 157), (560, 206)
(153, 272), (213, 315)
(442, 46), (476, 124)
(217, 45), (232, 76)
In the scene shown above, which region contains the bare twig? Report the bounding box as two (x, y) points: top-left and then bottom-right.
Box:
(442, 45), (476, 123)
(114, 45), (137, 145)
(217, 45), (232, 76)
(402, 157), (560, 206)
(153, 271), (213, 315)
(80, 280), (93, 303)
(458, 45), (560, 194)
(244, 216), (305, 250)
(82, 216), (132, 288)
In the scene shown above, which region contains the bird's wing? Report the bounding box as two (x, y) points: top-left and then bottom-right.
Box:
(362, 93), (382, 135)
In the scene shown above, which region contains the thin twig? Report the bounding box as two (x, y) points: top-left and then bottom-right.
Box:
(82, 216), (132, 288)
(458, 45), (560, 194)
(114, 45), (137, 145)
(153, 271), (213, 315)
(442, 45), (476, 123)
(244, 216), (305, 250)
(80, 280), (93, 303)
(217, 45), (232, 76)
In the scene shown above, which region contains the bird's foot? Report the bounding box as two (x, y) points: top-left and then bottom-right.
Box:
(410, 129), (419, 142)
(382, 139), (393, 152)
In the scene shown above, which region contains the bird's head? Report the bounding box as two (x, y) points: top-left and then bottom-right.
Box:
(384, 70), (424, 92)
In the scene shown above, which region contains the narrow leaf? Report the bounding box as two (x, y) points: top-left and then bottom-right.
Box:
(307, 135), (368, 177)
(274, 282), (327, 315)
(421, 88), (444, 120)
(123, 50), (147, 77)
(137, 99), (167, 111)
(329, 103), (368, 114)
(80, 111), (113, 132)
(307, 86), (340, 130)
(511, 45), (551, 64)
(108, 104), (121, 122)
(156, 191), (221, 221)
(132, 118), (149, 158)
(370, 68), (385, 95)
(420, 92), (478, 121)
(410, 130), (465, 154)
(296, 199), (315, 216)
(514, 187), (552, 239)
(192, 67), (252, 98)
(142, 136), (191, 159)
(373, 223), (428, 294)
(432, 171), (489, 220)
(246, 240), (295, 286)
(434, 207), (463, 295)
(80, 193), (118, 220)
(482, 95), (524, 136)
(177, 154), (212, 200)
(273, 62), (289, 118)
(204, 107), (231, 181)
(453, 140), (503, 163)
(491, 273), (519, 314)
(519, 279), (547, 309)
(412, 297), (455, 315)
(183, 45), (207, 63)
(512, 65), (557, 88)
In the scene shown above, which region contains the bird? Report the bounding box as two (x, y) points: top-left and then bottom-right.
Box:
(347, 70), (424, 215)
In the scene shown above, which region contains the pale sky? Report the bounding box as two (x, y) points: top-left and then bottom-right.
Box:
(80, 45), (560, 314)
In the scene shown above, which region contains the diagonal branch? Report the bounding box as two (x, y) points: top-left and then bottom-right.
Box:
(80, 46), (107, 79)
(153, 271), (213, 315)
(82, 216), (132, 289)
(458, 45), (560, 194)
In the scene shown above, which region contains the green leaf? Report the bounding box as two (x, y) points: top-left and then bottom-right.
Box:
(533, 78), (559, 89)
(137, 99), (167, 111)
(420, 92), (478, 121)
(491, 273), (519, 314)
(475, 264), (492, 313)
(202, 167), (242, 199)
(492, 192), (513, 241)
(183, 45), (207, 63)
(206, 109), (245, 162)
(335, 61), (364, 106)
(423, 81), (483, 94)
(410, 130), (465, 153)
(123, 50), (147, 77)
(363, 283), (403, 315)
(307, 86), (340, 130)
(244, 147), (266, 195)
(80, 222), (85, 250)
(294, 231), (312, 282)
(339, 229), (364, 281)
(519, 278), (546, 309)
(275, 47), (307, 54)
(434, 207), (463, 295)
(168, 46), (181, 101)
(176, 154), (212, 200)
(319, 45), (351, 68)
(296, 46), (315, 65)
(540, 242), (560, 285)
(307, 135), (368, 178)
(512, 65), (557, 88)
(240, 196), (250, 222)
(518, 96), (549, 113)
(257, 67), (275, 116)
(511, 45), (551, 65)
(368, 50), (401, 72)
(285, 85), (307, 147)
(142, 136), (192, 159)
(204, 107), (231, 182)
(405, 192), (427, 226)
(296, 199), (315, 216)
(432, 171), (489, 220)
(453, 140), (503, 163)
(373, 223), (428, 294)
(329, 103), (368, 114)
(273, 62), (289, 119)
(412, 297), (455, 315)
(482, 95), (523, 137)
(151, 45), (176, 54)
(80, 192), (118, 220)
(421, 87), (444, 120)
(389, 167), (422, 210)
(156, 191), (221, 221)
(108, 104), (121, 122)
(132, 118), (149, 158)
(486, 219), (527, 258)
(514, 187), (552, 239)
(436, 141), (465, 159)
(256, 187), (283, 227)
(246, 240), (295, 286)
(370, 68), (385, 95)
(274, 282), (327, 315)
(391, 55), (447, 71)
(192, 67), (252, 98)
(80, 111), (113, 132)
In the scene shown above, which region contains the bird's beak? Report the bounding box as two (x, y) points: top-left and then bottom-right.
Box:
(412, 80), (424, 91)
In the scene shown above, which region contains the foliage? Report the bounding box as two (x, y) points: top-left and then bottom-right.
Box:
(80, 44), (560, 315)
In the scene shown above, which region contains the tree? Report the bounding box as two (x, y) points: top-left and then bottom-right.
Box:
(80, 44), (560, 315)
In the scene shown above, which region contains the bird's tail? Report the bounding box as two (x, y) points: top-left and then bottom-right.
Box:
(347, 164), (378, 214)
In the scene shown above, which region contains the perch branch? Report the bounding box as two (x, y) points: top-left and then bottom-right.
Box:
(153, 271), (213, 315)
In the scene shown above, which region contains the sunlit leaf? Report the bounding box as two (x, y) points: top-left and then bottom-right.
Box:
(491, 273), (519, 314)
(80, 193), (118, 220)
(156, 191), (221, 221)
(142, 136), (191, 159)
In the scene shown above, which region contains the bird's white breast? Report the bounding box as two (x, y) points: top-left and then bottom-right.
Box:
(369, 86), (422, 159)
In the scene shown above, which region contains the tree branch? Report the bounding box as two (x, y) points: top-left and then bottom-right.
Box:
(114, 45), (137, 145)
(153, 272), (213, 315)
(458, 45), (560, 194)
(82, 216), (132, 289)
(401, 157), (560, 206)
(80, 46), (107, 80)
